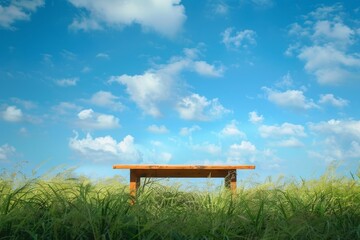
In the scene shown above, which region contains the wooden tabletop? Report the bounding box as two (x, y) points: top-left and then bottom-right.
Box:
(113, 165), (255, 170)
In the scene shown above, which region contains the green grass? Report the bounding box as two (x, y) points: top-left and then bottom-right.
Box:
(0, 169), (359, 240)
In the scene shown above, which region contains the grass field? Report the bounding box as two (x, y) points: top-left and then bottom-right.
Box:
(0, 168), (359, 240)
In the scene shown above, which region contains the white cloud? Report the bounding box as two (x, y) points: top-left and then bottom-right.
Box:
(248, 111), (264, 124)
(313, 20), (354, 47)
(318, 94), (348, 107)
(263, 87), (318, 110)
(69, 133), (142, 162)
(11, 98), (37, 110)
(347, 141), (360, 158)
(213, 2), (228, 15)
(78, 109), (94, 120)
(192, 142), (222, 155)
(2, 106), (23, 122)
(13, 0), (45, 11)
(0, 144), (16, 161)
(179, 125), (201, 136)
(259, 122), (306, 138)
(309, 136), (360, 163)
(52, 102), (81, 115)
(69, 17), (102, 31)
(147, 124), (169, 134)
(159, 152), (172, 162)
(308, 4), (343, 20)
(0, 0), (44, 29)
(284, 43), (301, 57)
(288, 4), (360, 85)
(68, 0), (186, 37)
(230, 141), (256, 152)
(110, 72), (172, 117)
(222, 27), (256, 49)
(272, 137), (304, 148)
(220, 120), (245, 137)
(89, 91), (125, 111)
(298, 45), (360, 85)
(109, 49), (225, 117)
(82, 66), (91, 73)
(77, 109), (120, 129)
(96, 53), (109, 59)
(275, 72), (293, 89)
(61, 49), (77, 60)
(176, 93), (230, 121)
(309, 119), (360, 140)
(144, 149), (173, 164)
(56, 78), (78, 87)
(228, 141), (257, 162)
(150, 140), (162, 147)
(0, 105), (41, 124)
(193, 61), (223, 77)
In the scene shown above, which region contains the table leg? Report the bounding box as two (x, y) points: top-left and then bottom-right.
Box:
(225, 170), (237, 193)
(130, 169), (140, 198)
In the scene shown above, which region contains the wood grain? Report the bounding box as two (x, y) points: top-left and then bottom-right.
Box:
(113, 165), (255, 170)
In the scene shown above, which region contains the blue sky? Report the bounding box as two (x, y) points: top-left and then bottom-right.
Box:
(1, 0), (360, 181)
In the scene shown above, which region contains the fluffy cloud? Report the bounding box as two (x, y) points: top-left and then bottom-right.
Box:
(89, 91), (125, 111)
(228, 141), (257, 162)
(308, 119), (360, 162)
(77, 109), (120, 129)
(55, 78), (78, 87)
(110, 72), (173, 117)
(0, 0), (44, 29)
(298, 45), (360, 85)
(288, 4), (360, 85)
(259, 122), (306, 138)
(318, 94), (348, 107)
(144, 149), (172, 163)
(230, 141), (256, 152)
(52, 102), (81, 115)
(193, 61), (224, 77)
(69, 17), (102, 31)
(222, 27), (256, 49)
(263, 87), (318, 110)
(179, 125), (201, 136)
(109, 49), (225, 118)
(2, 106), (23, 122)
(69, 133), (142, 162)
(308, 4), (342, 20)
(0, 144), (16, 161)
(220, 120), (246, 137)
(78, 109), (94, 120)
(212, 2), (228, 15)
(248, 111), (264, 124)
(68, 0), (186, 37)
(158, 152), (172, 163)
(1, 105), (42, 124)
(147, 124), (169, 134)
(309, 119), (360, 140)
(271, 137), (304, 148)
(313, 20), (354, 46)
(275, 72), (293, 89)
(191, 142), (222, 155)
(11, 98), (37, 110)
(96, 53), (109, 59)
(176, 93), (230, 121)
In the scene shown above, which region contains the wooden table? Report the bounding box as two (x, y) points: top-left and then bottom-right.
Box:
(112, 165), (256, 196)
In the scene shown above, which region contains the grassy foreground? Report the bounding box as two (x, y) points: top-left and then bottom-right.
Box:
(0, 170), (359, 240)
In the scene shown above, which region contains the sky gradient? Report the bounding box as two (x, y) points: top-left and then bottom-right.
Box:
(1, 0), (360, 181)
